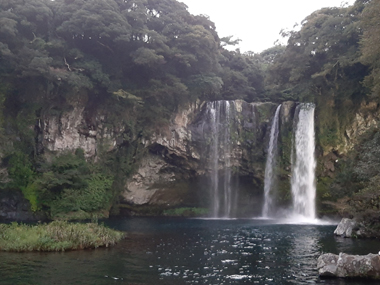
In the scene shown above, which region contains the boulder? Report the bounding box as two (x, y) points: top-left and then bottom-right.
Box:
(334, 218), (358, 238)
(318, 253), (380, 279)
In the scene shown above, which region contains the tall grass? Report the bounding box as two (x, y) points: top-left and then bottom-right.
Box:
(0, 221), (124, 252)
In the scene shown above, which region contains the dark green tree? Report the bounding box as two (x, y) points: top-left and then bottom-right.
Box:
(360, 0), (380, 99)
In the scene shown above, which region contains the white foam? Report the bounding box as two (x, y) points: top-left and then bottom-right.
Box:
(226, 275), (252, 280)
(251, 216), (338, 225)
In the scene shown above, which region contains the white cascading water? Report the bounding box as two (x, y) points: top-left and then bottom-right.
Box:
(262, 105), (281, 218)
(223, 101), (233, 217)
(207, 101), (235, 218)
(290, 103), (316, 220)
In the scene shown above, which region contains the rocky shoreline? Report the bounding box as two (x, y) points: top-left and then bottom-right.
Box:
(318, 253), (380, 279)
(318, 218), (380, 280)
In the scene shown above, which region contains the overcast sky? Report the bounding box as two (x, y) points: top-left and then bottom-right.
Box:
(180, 0), (356, 53)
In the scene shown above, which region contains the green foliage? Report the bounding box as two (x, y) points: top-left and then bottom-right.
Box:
(131, 47), (166, 67)
(352, 130), (380, 182)
(322, 130), (380, 218)
(7, 151), (35, 190)
(50, 173), (113, 217)
(29, 150), (115, 219)
(84, 174), (114, 210)
(3, 149), (117, 218)
(113, 89), (143, 105)
(360, 0), (380, 100)
(279, 127), (293, 167)
(0, 221), (124, 252)
(118, 204), (165, 216)
(316, 176), (333, 210)
(349, 174), (380, 235)
(220, 50), (265, 101)
(22, 183), (40, 212)
(265, 1), (367, 104)
(163, 207), (209, 217)
(6, 151), (39, 211)
(256, 103), (276, 122)
(220, 36), (241, 47)
(329, 159), (357, 199)
(260, 45), (286, 67)
(187, 74), (223, 101)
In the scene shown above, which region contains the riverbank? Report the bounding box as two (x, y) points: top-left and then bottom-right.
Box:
(0, 221), (125, 252)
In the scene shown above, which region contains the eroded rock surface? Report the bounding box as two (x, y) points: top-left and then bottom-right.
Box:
(334, 218), (358, 238)
(43, 106), (98, 157)
(318, 253), (380, 279)
(37, 99), (296, 210)
(40, 94), (135, 159)
(123, 100), (282, 208)
(123, 155), (178, 205)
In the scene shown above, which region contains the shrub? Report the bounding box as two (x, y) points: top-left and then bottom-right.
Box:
(0, 221), (124, 252)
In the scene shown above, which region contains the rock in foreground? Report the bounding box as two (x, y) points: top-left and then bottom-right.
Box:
(318, 253), (380, 279)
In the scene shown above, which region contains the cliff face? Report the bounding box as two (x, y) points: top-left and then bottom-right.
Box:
(121, 100), (295, 216)
(343, 102), (380, 152)
(317, 101), (380, 179)
(0, 90), (144, 220)
(319, 101), (380, 156)
(40, 95), (134, 159)
(315, 100), (380, 221)
(4, 93), (378, 219)
(34, 98), (284, 215)
(19, 98), (304, 217)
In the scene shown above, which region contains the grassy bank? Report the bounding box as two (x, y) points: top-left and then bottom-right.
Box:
(163, 207), (209, 217)
(0, 221), (124, 252)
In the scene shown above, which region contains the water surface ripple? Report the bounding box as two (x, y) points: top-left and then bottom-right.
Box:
(1, 218), (380, 284)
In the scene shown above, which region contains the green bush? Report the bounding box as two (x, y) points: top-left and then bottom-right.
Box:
(6, 151), (39, 210)
(33, 151), (114, 218)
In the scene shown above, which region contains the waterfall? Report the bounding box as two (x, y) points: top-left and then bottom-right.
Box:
(290, 103), (316, 219)
(262, 105), (281, 217)
(207, 101), (236, 218)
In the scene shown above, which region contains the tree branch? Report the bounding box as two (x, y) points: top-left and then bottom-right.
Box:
(97, 41), (114, 53)
(64, 57), (71, 71)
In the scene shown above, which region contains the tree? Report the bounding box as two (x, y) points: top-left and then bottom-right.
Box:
(220, 35), (241, 47)
(218, 50), (265, 101)
(360, 0), (380, 99)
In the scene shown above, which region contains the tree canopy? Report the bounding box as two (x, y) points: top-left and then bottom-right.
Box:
(0, 0), (266, 125)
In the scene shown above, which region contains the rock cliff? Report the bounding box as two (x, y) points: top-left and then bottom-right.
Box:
(122, 100), (296, 216)
(6, 94), (379, 219)
(30, 98), (300, 217)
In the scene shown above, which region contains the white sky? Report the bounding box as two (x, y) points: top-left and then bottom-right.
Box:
(180, 0), (356, 53)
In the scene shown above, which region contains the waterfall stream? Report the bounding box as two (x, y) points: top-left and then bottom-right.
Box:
(262, 105), (281, 217)
(207, 101), (236, 218)
(205, 100), (317, 220)
(290, 103), (316, 220)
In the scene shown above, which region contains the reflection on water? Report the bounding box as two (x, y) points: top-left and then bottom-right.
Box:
(1, 218), (380, 284)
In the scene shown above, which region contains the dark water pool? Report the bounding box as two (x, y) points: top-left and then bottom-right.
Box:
(1, 218), (380, 284)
